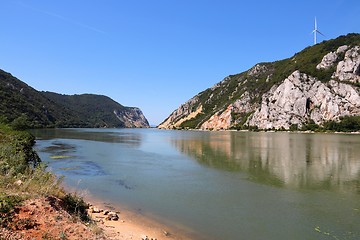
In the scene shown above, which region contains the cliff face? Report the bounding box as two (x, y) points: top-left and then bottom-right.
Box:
(159, 34), (360, 130)
(247, 70), (360, 129)
(114, 107), (150, 128)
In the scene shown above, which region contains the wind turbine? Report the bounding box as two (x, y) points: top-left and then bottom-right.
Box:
(312, 17), (324, 45)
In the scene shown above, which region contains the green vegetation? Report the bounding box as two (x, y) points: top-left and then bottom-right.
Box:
(0, 123), (91, 228)
(62, 193), (90, 222)
(300, 116), (360, 132)
(0, 69), (147, 128)
(42, 92), (143, 128)
(176, 33), (360, 130)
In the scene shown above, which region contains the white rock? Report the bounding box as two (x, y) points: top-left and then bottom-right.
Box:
(333, 46), (360, 83)
(247, 70), (360, 129)
(337, 45), (348, 54)
(92, 207), (101, 213)
(317, 51), (338, 70)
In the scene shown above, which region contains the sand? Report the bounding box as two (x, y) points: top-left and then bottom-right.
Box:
(0, 196), (197, 240)
(87, 198), (195, 240)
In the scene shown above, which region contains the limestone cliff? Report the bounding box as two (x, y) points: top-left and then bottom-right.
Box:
(247, 70), (360, 129)
(114, 107), (150, 128)
(159, 33), (360, 130)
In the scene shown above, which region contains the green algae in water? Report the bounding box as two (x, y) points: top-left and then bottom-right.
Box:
(50, 155), (73, 159)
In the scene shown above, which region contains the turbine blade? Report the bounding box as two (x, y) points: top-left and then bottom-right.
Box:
(316, 30), (325, 36)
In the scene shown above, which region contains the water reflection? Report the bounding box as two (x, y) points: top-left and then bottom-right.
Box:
(31, 128), (142, 145)
(172, 131), (360, 192)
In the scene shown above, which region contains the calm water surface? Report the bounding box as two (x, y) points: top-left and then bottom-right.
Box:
(32, 128), (360, 240)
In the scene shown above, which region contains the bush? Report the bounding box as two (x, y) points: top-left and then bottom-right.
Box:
(289, 124), (299, 131)
(323, 116), (360, 132)
(11, 114), (31, 131)
(61, 193), (90, 222)
(0, 194), (22, 214)
(0, 124), (64, 216)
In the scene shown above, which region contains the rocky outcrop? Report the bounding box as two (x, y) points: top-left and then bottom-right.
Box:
(200, 105), (232, 130)
(158, 96), (201, 129)
(159, 34), (360, 131)
(200, 92), (252, 130)
(316, 45), (348, 70)
(114, 107), (149, 128)
(317, 45), (360, 83)
(248, 64), (269, 77)
(247, 71), (360, 129)
(333, 46), (360, 83)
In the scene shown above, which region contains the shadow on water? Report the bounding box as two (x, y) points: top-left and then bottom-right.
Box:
(32, 129), (117, 178)
(41, 140), (77, 156)
(172, 131), (360, 193)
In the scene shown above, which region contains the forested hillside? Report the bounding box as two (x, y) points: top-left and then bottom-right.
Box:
(0, 69), (149, 128)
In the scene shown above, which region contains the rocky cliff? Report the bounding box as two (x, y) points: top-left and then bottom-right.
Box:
(113, 107), (149, 128)
(159, 33), (360, 130)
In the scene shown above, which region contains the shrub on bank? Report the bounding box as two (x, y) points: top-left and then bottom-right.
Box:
(0, 123), (90, 227)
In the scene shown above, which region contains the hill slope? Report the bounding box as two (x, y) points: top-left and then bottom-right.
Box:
(42, 92), (149, 128)
(0, 70), (149, 128)
(159, 33), (360, 130)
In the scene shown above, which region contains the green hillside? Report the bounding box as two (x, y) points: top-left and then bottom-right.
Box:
(0, 69), (149, 128)
(0, 70), (81, 128)
(42, 92), (141, 128)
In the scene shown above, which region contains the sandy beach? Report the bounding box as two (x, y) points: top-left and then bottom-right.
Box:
(85, 195), (197, 240)
(0, 195), (198, 240)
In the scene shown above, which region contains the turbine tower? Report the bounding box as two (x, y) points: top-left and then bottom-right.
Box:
(312, 17), (324, 45)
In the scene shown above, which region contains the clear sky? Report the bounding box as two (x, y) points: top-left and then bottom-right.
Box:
(1, 0), (359, 125)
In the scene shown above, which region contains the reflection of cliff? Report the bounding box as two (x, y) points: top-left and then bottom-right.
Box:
(33, 129), (142, 146)
(172, 132), (360, 192)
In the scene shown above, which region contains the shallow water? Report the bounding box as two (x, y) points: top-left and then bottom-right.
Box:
(32, 128), (360, 240)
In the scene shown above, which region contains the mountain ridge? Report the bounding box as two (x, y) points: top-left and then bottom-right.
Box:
(159, 33), (360, 131)
(0, 69), (149, 128)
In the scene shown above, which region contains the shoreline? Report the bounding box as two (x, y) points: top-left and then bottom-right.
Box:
(158, 127), (360, 134)
(82, 192), (198, 240)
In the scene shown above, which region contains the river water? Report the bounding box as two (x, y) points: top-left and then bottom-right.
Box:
(32, 128), (360, 240)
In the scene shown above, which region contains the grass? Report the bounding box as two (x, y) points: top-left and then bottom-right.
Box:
(0, 122), (91, 228)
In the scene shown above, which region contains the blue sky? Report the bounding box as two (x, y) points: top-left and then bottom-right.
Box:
(1, 0), (359, 125)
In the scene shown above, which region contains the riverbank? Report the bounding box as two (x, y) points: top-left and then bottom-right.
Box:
(0, 124), (196, 239)
(85, 195), (194, 240)
(0, 194), (194, 240)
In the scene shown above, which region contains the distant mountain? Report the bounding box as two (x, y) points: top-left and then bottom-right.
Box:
(159, 33), (360, 131)
(0, 69), (149, 128)
(42, 92), (149, 128)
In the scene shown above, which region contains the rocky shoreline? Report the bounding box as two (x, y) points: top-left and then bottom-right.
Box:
(86, 198), (194, 240)
(0, 195), (193, 240)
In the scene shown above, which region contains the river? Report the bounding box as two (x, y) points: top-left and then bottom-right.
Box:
(32, 128), (360, 240)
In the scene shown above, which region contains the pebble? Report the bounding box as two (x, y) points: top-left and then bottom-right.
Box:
(92, 207), (101, 213)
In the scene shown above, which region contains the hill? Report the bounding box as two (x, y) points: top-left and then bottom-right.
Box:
(158, 33), (360, 131)
(0, 69), (149, 128)
(42, 92), (149, 128)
